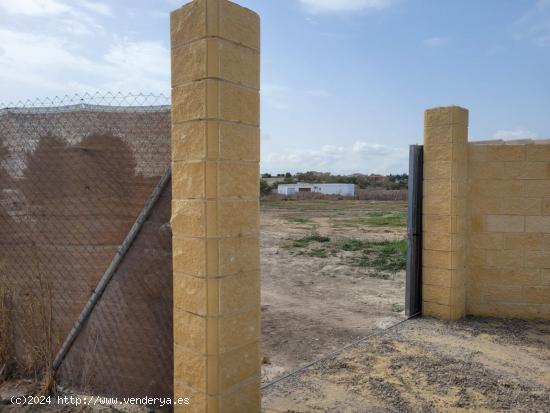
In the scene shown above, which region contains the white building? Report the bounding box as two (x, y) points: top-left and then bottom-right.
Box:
(277, 183), (356, 197)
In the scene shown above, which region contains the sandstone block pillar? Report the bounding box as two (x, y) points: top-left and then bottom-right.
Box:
(422, 106), (468, 320)
(170, 0), (261, 411)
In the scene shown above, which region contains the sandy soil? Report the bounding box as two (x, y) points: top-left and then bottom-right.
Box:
(262, 317), (550, 413)
(260, 200), (408, 383)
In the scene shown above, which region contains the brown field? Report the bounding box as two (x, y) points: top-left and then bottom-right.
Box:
(260, 200), (408, 382)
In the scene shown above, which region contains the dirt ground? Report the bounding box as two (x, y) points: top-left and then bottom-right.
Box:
(262, 316), (550, 413)
(260, 200), (408, 382)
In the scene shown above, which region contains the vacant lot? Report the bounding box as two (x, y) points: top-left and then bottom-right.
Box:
(260, 200), (408, 383)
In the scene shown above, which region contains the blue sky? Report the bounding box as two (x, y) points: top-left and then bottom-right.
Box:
(0, 0), (549, 174)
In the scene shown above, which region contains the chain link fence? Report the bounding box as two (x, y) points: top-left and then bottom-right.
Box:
(0, 92), (173, 400)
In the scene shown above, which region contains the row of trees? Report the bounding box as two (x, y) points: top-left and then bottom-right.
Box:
(261, 171), (408, 190)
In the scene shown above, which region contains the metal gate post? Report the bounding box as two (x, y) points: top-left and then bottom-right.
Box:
(405, 145), (423, 317)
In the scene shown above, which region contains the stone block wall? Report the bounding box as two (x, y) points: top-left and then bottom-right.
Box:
(423, 106), (550, 320)
(170, 0), (261, 411)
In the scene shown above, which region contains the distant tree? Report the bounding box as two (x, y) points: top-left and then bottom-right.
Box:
(261, 173), (272, 178)
(260, 179), (272, 196)
(285, 172), (292, 178)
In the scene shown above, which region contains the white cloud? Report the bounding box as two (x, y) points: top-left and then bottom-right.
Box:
(0, 27), (169, 97)
(0, 0), (112, 36)
(0, 0), (69, 16)
(493, 129), (538, 140)
(513, 0), (550, 46)
(424, 36), (449, 47)
(299, 0), (396, 14)
(262, 141), (408, 174)
(101, 38), (170, 92)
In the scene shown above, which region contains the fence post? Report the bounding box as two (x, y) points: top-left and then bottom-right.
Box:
(422, 106), (469, 320)
(405, 145), (423, 317)
(170, 0), (261, 411)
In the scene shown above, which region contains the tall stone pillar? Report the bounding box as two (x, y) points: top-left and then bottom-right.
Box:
(422, 106), (468, 320)
(170, 0), (261, 411)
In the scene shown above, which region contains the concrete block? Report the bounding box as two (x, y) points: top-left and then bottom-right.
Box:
(174, 274), (207, 315)
(424, 143), (452, 161)
(219, 310), (260, 352)
(424, 161), (451, 180)
(220, 0), (260, 50)
(423, 194), (451, 215)
(172, 122), (207, 162)
(468, 161), (504, 180)
(485, 215), (525, 233)
(172, 81), (208, 123)
(423, 285), (451, 305)
(424, 125), (454, 145)
(499, 198), (542, 216)
(220, 271), (261, 313)
(470, 145), (525, 162)
(218, 377), (261, 413)
(423, 179), (451, 198)
(219, 341), (260, 390)
(469, 215), (484, 233)
(174, 344), (206, 390)
(469, 266), (541, 286)
(171, 200), (205, 237)
(218, 162), (260, 198)
(469, 249), (486, 266)
(209, 38), (260, 89)
(501, 161), (547, 180)
(423, 250), (452, 269)
(423, 267), (452, 287)
(220, 123), (260, 162)
(523, 286), (550, 304)
(174, 309), (206, 353)
(526, 216), (550, 233)
(172, 39), (207, 86)
(470, 179), (523, 198)
(525, 250), (550, 269)
(218, 200), (260, 237)
(526, 144), (550, 161)
(174, 381), (205, 413)
(469, 233), (504, 250)
(173, 237), (206, 277)
(485, 249), (524, 268)
(423, 301), (451, 319)
(484, 284), (523, 302)
(171, 0), (206, 47)
(451, 215), (468, 234)
(423, 232), (452, 251)
(424, 106), (468, 127)
(173, 162), (205, 200)
(423, 214), (452, 234)
(219, 81), (259, 125)
(522, 180), (550, 197)
(503, 233), (544, 251)
(219, 236), (260, 275)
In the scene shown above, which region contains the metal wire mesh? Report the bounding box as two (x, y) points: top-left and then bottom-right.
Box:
(0, 92), (173, 399)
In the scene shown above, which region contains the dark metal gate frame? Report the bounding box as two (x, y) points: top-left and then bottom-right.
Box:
(405, 145), (423, 317)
